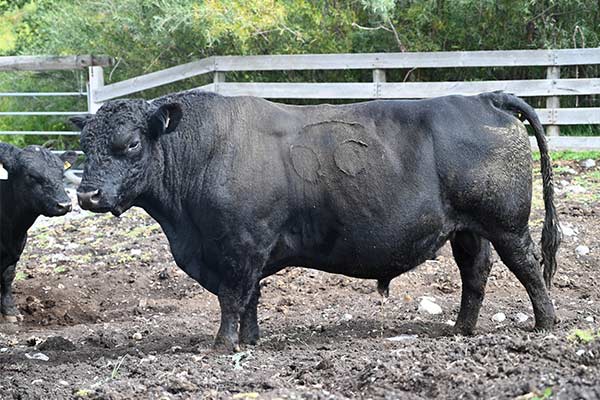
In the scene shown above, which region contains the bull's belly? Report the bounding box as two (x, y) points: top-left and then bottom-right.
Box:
(266, 221), (453, 280)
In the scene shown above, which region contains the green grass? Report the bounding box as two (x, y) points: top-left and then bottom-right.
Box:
(532, 387), (553, 400)
(533, 150), (600, 161)
(568, 328), (600, 344)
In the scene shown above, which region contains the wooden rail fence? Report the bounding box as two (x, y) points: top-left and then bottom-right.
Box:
(2, 50), (600, 150)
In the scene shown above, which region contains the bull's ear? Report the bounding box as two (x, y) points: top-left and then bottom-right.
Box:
(59, 151), (78, 170)
(148, 103), (183, 139)
(69, 114), (92, 130)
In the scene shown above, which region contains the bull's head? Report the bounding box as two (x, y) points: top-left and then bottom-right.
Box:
(0, 145), (77, 216)
(72, 100), (182, 216)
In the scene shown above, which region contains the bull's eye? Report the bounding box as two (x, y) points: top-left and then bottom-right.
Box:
(128, 140), (141, 152)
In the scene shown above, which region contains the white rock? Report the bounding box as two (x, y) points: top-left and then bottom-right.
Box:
(65, 243), (80, 251)
(58, 380), (69, 386)
(445, 320), (456, 326)
(576, 245), (590, 257)
(568, 185), (587, 194)
(560, 224), (577, 237)
(130, 249), (142, 256)
(585, 316), (594, 323)
(341, 313), (353, 322)
(514, 312), (529, 323)
(418, 297), (443, 315)
(563, 167), (578, 175)
(0, 348), (7, 353)
(386, 334), (418, 342)
(132, 332), (143, 341)
(492, 312), (506, 323)
(25, 352), (49, 361)
(576, 349), (586, 356)
(31, 379), (44, 385)
(580, 159), (596, 169)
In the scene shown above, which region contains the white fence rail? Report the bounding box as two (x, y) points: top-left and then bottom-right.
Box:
(1, 50), (600, 150)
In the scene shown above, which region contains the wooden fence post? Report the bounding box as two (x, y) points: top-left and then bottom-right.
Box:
(87, 66), (105, 114)
(546, 66), (560, 136)
(373, 69), (386, 98)
(214, 71), (226, 94)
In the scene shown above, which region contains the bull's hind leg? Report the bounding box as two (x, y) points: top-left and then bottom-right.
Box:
(1, 264), (21, 323)
(239, 282), (260, 345)
(491, 230), (555, 330)
(451, 232), (492, 335)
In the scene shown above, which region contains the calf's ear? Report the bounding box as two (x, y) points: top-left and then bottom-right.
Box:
(148, 103), (183, 139)
(59, 151), (78, 170)
(69, 114), (92, 130)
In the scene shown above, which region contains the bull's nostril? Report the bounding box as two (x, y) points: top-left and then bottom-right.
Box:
(90, 189), (101, 203)
(77, 189), (101, 209)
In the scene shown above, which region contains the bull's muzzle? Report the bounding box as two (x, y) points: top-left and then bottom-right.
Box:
(77, 189), (101, 210)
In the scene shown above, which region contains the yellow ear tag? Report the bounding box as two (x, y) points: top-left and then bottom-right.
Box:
(63, 161), (72, 170)
(0, 162), (7, 180)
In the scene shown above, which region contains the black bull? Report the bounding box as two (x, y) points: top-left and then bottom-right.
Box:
(73, 91), (561, 350)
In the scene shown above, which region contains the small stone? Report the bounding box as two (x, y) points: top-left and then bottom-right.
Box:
(158, 269), (169, 280)
(58, 380), (69, 386)
(418, 297), (443, 315)
(341, 313), (353, 322)
(585, 316), (594, 323)
(31, 379), (44, 385)
(0, 348), (7, 353)
(560, 224), (577, 237)
(130, 249), (142, 256)
(575, 245), (590, 257)
(492, 312), (506, 323)
(25, 352), (49, 361)
(132, 332), (143, 341)
(563, 167), (578, 175)
(568, 185), (587, 194)
(514, 312), (529, 323)
(576, 349), (586, 356)
(580, 159), (596, 169)
(445, 320), (456, 326)
(386, 334), (418, 342)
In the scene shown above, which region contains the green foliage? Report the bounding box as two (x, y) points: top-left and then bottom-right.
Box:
(1, 1), (600, 148)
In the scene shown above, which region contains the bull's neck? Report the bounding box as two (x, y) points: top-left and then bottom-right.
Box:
(135, 132), (213, 234)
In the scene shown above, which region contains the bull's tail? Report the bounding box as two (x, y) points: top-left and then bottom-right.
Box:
(487, 92), (562, 289)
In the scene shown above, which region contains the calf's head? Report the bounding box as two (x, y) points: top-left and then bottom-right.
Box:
(72, 100), (182, 216)
(0, 146), (77, 216)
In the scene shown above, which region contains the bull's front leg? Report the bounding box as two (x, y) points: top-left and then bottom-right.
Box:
(1, 264), (21, 323)
(215, 283), (242, 352)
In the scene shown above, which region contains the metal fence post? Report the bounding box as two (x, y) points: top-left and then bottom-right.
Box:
(546, 66), (560, 136)
(87, 66), (105, 114)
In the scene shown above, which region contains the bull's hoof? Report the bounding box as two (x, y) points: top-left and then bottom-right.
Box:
(533, 321), (555, 332)
(239, 326), (259, 346)
(213, 336), (240, 353)
(453, 323), (476, 336)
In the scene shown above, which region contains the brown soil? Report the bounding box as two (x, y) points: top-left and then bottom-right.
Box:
(1, 160), (599, 400)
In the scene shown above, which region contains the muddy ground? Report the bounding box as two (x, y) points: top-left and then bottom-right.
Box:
(1, 160), (599, 400)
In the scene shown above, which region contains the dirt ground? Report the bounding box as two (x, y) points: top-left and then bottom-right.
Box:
(1, 160), (599, 400)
